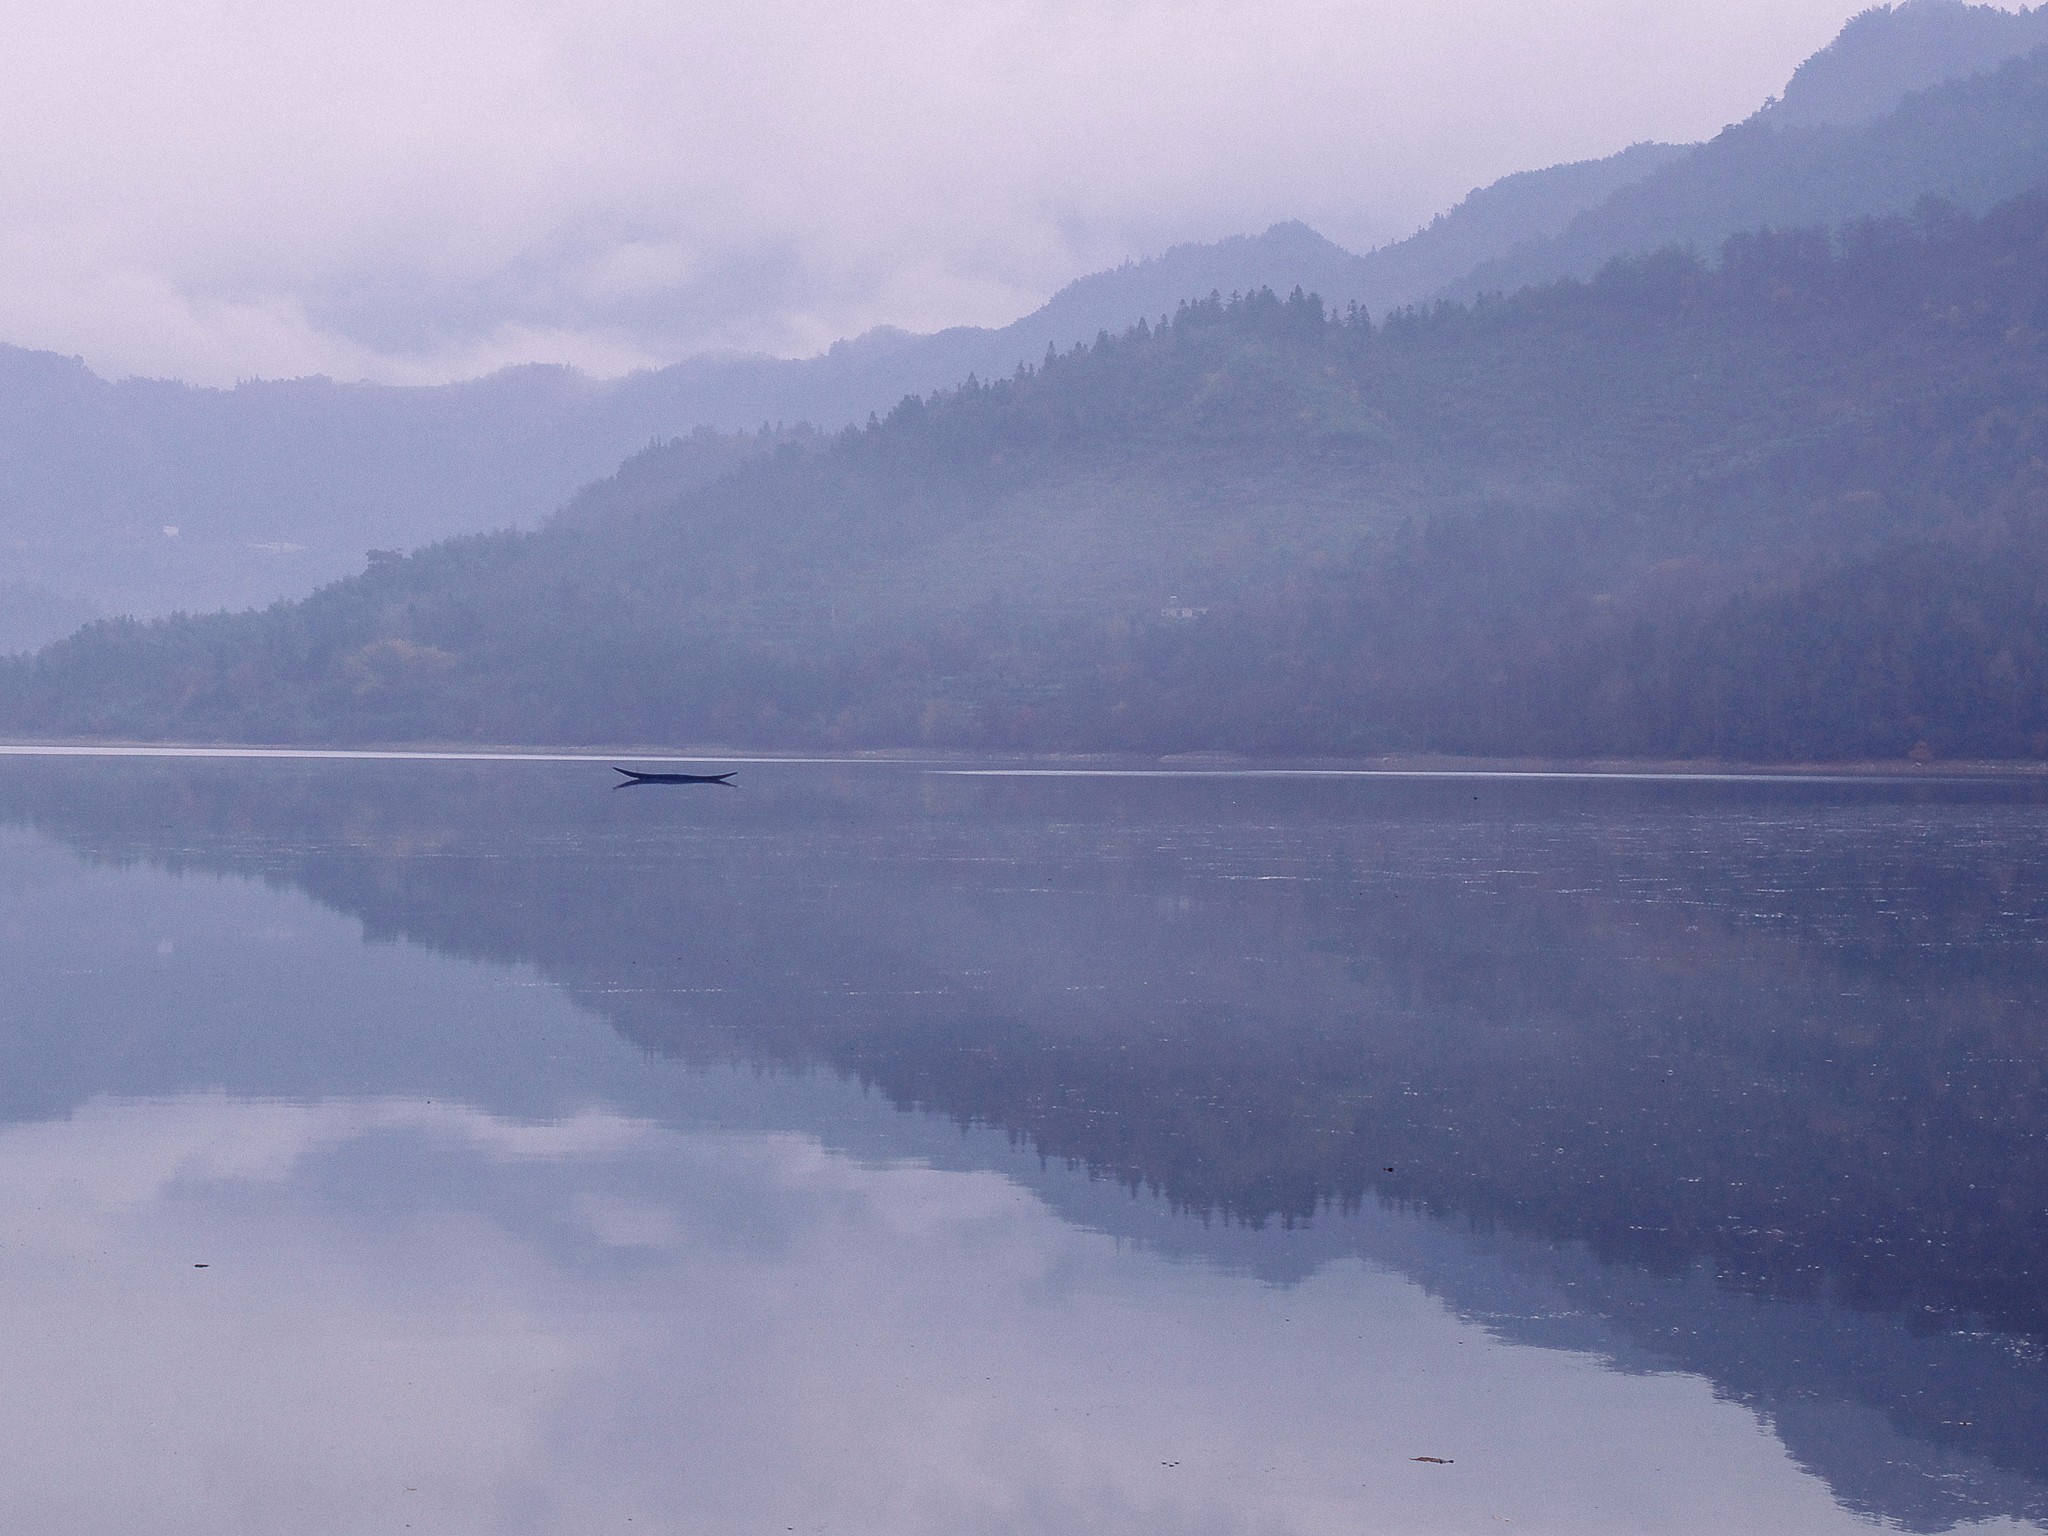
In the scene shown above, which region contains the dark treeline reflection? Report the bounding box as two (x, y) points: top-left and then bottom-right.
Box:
(2, 757), (2046, 1524)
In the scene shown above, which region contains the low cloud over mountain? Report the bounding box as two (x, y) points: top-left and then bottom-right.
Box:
(0, 1), (1892, 387)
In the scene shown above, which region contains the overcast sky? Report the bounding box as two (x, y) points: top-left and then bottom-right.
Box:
(0, 2), (1977, 386)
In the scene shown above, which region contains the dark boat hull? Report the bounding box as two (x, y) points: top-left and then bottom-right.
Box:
(612, 768), (736, 785)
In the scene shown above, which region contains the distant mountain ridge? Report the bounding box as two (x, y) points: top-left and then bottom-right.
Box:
(0, 0), (2042, 646)
(1763, 0), (2048, 128)
(18, 193), (2048, 761)
(1447, 30), (2048, 303)
(0, 165), (1674, 642)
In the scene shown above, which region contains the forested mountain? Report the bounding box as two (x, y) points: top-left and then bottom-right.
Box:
(1336, 143), (1686, 310)
(11, 193), (2048, 761)
(1450, 14), (2048, 302)
(1762, 0), (2048, 128)
(0, 2), (2034, 649)
(0, 185), (1682, 643)
(0, 220), (1509, 645)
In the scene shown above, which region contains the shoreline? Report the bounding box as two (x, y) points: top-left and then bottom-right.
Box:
(2, 739), (2046, 779)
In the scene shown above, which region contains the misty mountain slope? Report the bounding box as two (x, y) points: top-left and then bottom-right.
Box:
(1451, 36), (2048, 303)
(534, 280), (1820, 642)
(1328, 143), (1686, 311)
(0, 225), (1425, 642)
(548, 3), (2048, 441)
(1761, 0), (2048, 129)
(0, 2), (2031, 647)
(13, 195), (2048, 759)
(578, 223), (1378, 461)
(968, 223), (1365, 353)
(0, 585), (97, 655)
(0, 351), (688, 635)
(622, 149), (1702, 430)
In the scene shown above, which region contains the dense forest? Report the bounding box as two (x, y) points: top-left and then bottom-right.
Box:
(12, 193), (2048, 760)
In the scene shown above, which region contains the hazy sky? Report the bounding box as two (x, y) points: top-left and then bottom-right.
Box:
(0, 2), (1981, 385)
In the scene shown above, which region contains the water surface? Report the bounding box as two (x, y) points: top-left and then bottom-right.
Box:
(0, 754), (2043, 1535)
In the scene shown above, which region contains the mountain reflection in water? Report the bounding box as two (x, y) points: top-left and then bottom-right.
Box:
(0, 754), (2044, 1534)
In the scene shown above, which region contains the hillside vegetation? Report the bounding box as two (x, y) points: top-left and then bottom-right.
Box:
(1762, 0), (2048, 129)
(10, 194), (2048, 761)
(1, 3), (2042, 641)
(1448, 33), (2048, 302)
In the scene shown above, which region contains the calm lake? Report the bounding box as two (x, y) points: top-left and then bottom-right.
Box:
(1, 752), (2044, 1535)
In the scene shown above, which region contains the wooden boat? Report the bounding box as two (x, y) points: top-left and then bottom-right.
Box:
(612, 767), (737, 785)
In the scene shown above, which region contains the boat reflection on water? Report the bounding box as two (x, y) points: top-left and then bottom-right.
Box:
(0, 753), (2044, 1534)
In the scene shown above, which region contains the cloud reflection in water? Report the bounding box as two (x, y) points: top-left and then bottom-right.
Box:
(0, 1090), (1877, 1536)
